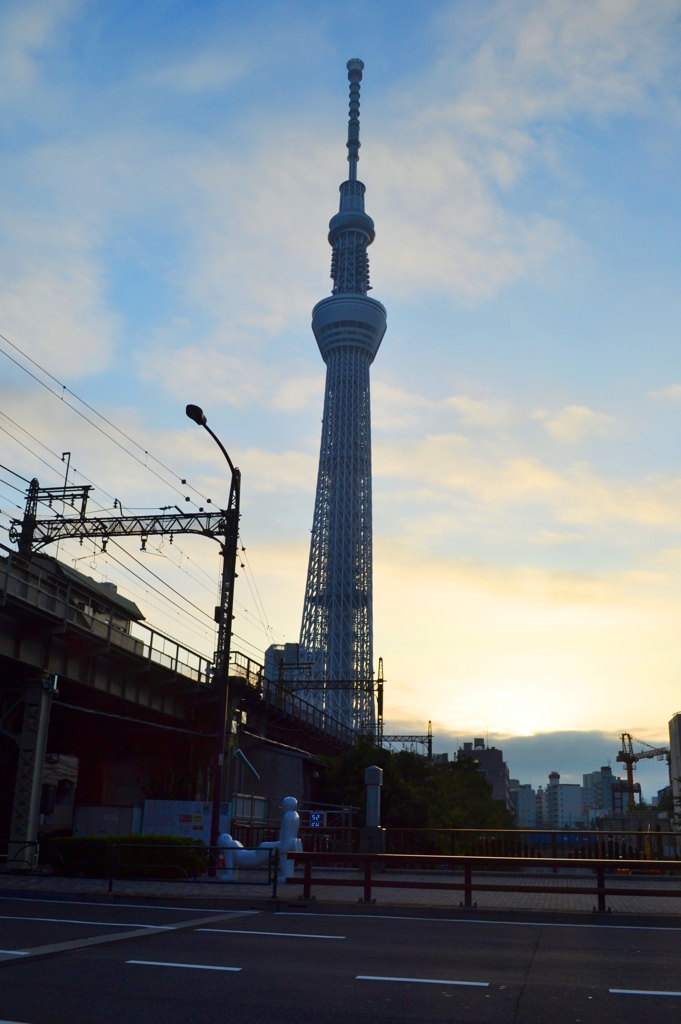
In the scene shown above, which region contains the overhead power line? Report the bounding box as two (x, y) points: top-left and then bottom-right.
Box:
(0, 477), (24, 494)
(0, 463), (30, 483)
(0, 337), (272, 661)
(0, 332), (208, 505)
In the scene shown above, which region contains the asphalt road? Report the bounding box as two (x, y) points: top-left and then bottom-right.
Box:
(1, 897), (681, 1023)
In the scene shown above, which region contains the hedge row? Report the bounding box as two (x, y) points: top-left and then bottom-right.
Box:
(44, 834), (208, 880)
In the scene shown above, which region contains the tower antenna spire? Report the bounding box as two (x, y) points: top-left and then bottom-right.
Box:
(346, 58), (364, 181)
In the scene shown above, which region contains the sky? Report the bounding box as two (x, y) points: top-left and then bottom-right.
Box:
(1, 0), (681, 797)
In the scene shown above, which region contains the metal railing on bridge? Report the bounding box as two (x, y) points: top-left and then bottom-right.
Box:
(0, 544), (212, 685)
(229, 650), (358, 747)
(384, 827), (681, 860)
(286, 850), (681, 912)
(1, 544), (359, 743)
(227, 826), (681, 861)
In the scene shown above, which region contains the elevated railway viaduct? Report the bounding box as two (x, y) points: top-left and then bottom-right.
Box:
(0, 545), (355, 867)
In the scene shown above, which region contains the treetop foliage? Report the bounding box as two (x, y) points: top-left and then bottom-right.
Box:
(320, 738), (515, 829)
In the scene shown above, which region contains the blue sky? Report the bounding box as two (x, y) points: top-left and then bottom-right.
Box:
(1, 0), (681, 794)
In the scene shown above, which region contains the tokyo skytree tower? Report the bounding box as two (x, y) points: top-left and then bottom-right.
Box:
(299, 59), (387, 732)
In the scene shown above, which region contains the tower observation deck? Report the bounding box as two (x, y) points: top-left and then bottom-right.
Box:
(299, 59), (386, 732)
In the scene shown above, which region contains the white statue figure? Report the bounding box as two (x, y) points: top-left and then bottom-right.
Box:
(217, 796), (302, 883)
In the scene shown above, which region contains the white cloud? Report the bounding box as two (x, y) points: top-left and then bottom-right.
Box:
(372, 381), (433, 431)
(238, 448), (317, 494)
(434, 0), (678, 133)
(647, 383), (681, 402)
(543, 404), (615, 443)
(138, 344), (324, 413)
(374, 431), (681, 531)
(0, 0), (675, 379)
(0, 264), (116, 377)
(270, 374), (325, 413)
(534, 530), (588, 545)
(0, 0), (76, 102)
(446, 394), (516, 428)
(369, 138), (569, 299)
(143, 53), (252, 94)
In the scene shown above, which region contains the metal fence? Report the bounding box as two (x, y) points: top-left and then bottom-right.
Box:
(384, 827), (680, 860)
(286, 851), (681, 912)
(260, 827), (680, 860)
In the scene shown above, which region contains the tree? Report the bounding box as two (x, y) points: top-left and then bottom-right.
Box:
(321, 738), (514, 829)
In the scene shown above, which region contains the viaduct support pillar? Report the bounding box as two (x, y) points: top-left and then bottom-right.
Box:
(7, 675), (57, 870)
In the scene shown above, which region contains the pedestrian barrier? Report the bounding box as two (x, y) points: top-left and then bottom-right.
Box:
(385, 827), (679, 860)
(267, 826), (679, 859)
(285, 851), (681, 912)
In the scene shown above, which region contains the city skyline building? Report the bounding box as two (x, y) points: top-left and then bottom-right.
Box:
(582, 766), (618, 821)
(458, 738), (512, 809)
(298, 59), (387, 731)
(510, 779), (537, 827)
(545, 771), (582, 828)
(669, 713), (681, 824)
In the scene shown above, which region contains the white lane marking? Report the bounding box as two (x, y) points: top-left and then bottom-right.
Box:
(196, 928), (345, 939)
(0, 1019), (34, 1022)
(0, 896), (253, 915)
(0, 915), (169, 929)
(610, 988), (681, 997)
(126, 960), (241, 972)
(277, 912), (681, 933)
(356, 975), (488, 987)
(0, 951), (29, 956)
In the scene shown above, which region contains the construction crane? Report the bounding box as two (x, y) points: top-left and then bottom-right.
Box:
(616, 732), (670, 811)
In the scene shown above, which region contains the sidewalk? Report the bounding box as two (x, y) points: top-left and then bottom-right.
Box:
(3, 870), (681, 916)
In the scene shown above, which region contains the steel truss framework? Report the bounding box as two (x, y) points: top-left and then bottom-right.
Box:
(300, 59), (386, 733)
(300, 344), (373, 725)
(12, 508), (230, 551)
(9, 484), (236, 685)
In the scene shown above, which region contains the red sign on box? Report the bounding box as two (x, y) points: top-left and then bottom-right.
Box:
(178, 815), (192, 822)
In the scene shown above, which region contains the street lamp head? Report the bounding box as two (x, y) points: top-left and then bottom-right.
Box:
(186, 404), (207, 426)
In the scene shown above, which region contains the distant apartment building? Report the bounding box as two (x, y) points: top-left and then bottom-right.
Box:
(545, 771), (582, 828)
(655, 785), (672, 805)
(457, 738), (512, 808)
(582, 766), (617, 821)
(669, 713), (681, 825)
(536, 785), (547, 826)
(510, 779), (537, 827)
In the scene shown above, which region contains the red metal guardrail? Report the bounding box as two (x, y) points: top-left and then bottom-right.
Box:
(285, 851), (681, 913)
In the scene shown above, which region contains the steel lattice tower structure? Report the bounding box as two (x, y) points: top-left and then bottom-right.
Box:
(299, 59), (387, 732)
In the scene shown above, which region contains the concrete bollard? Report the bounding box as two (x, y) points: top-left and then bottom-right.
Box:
(364, 765), (383, 827)
(361, 765), (386, 854)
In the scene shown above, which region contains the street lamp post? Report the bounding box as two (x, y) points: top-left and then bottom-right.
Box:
(186, 404), (241, 854)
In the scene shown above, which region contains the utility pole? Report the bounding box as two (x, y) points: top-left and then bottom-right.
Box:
(55, 452), (71, 559)
(10, 419), (242, 857)
(185, 405), (240, 854)
(17, 478), (39, 556)
(7, 674), (59, 869)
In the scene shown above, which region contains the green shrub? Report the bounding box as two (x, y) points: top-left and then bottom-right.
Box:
(44, 834), (207, 880)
